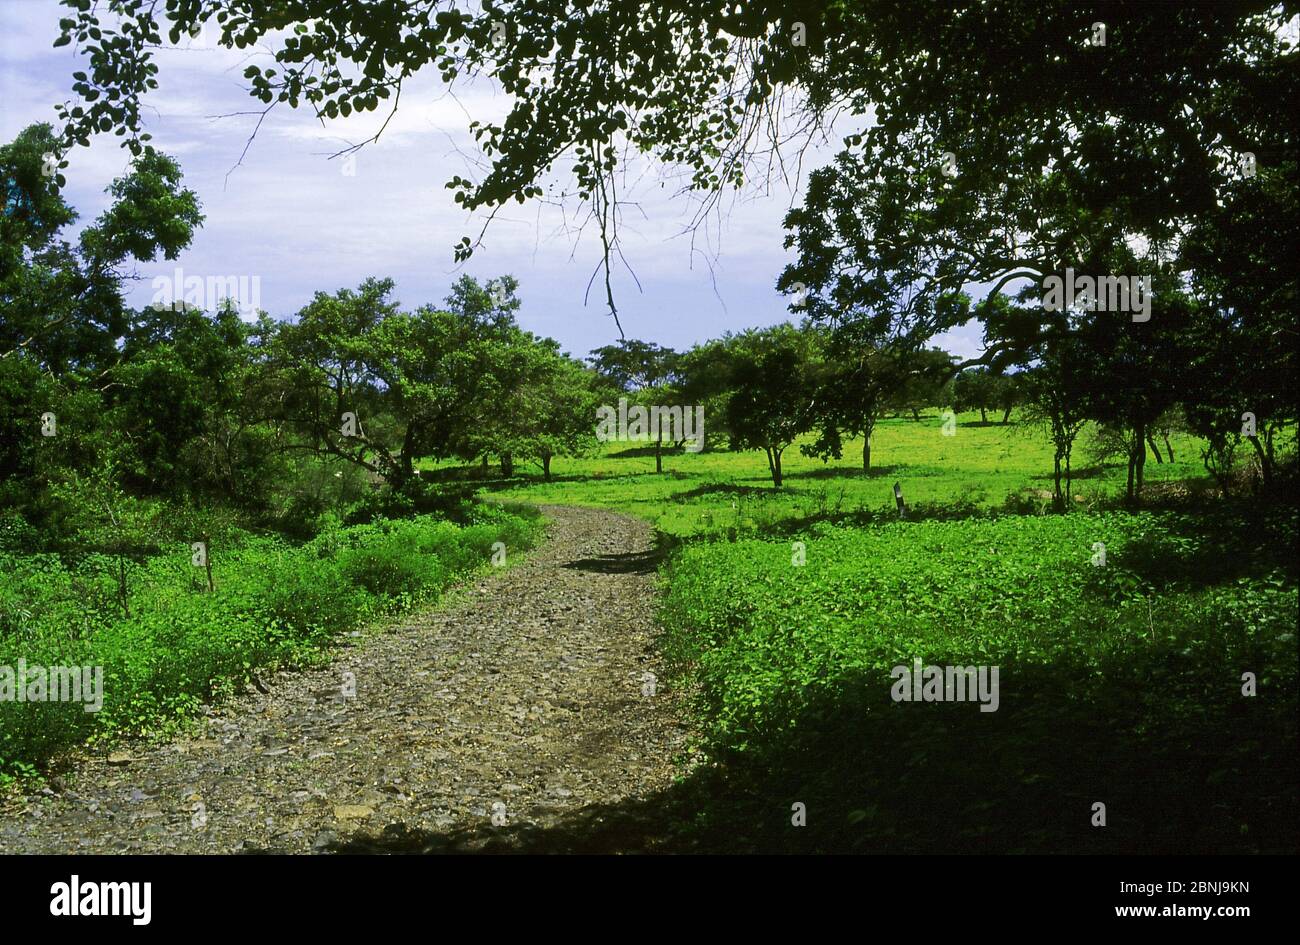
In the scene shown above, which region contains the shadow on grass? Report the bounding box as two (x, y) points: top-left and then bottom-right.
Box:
(1096, 495), (1300, 591)
(474, 472), (606, 491)
(668, 482), (774, 501)
(564, 547), (667, 576)
(1029, 464), (1109, 482)
(312, 648), (1297, 854)
(784, 464), (902, 482)
(720, 499), (996, 542)
(607, 444), (693, 459)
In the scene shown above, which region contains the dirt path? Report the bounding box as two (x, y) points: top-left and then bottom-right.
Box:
(0, 506), (693, 854)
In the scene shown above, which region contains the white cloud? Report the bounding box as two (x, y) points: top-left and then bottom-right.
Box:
(2, 0), (989, 359)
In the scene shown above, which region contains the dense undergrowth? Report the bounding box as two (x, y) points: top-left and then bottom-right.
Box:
(655, 501), (1298, 852)
(0, 502), (541, 782)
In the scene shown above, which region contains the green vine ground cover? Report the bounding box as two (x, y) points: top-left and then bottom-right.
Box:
(482, 413), (1298, 852)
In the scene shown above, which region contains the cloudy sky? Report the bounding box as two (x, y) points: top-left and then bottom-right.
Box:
(1, 0), (983, 361)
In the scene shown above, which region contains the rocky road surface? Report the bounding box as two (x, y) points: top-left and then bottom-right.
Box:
(0, 506), (695, 854)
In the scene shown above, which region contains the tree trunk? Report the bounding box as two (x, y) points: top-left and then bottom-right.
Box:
(655, 437), (663, 474)
(399, 426), (416, 483)
(1247, 435), (1273, 486)
(542, 453), (552, 481)
(772, 448), (783, 488)
(910, 407), (920, 421)
(1147, 435), (1163, 463)
(979, 407), (987, 423)
(1053, 452), (1064, 511)
(1001, 407), (1011, 424)
(1135, 421), (1147, 498)
(501, 452), (513, 478)
(1163, 435), (1174, 463)
(862, 436), (871, 472)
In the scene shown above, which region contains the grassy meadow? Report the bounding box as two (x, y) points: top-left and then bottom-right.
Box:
(486, 410), (1216, 538)
(475, 410), (1299, 853)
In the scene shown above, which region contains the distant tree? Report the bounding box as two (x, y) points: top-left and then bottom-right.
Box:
(885, 347), (955, 421)
(587, 339), (682, 472)
(677, 339), (740, 452)
(526, 356), (601, 481)
(724, 325), (825, 488)
(587, 340), (679, 393)
(443, 273), (521, 331)
(994, 373), (1024, 424)
(469, 336), (599, 480)
(269, 278), (516, 488)
(803, 348), (896, 473)
(952, 368), (998, 424)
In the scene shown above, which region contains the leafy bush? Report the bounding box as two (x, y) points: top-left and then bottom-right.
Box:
(656, 509), (1297, 851)
(660, 511), (1298, 750)
(0, 505), (542, 779)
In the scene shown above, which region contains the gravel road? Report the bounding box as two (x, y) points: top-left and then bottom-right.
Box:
(0, 505), (694, 854)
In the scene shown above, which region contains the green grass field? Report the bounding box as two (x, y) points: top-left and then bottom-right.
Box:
(476, 410), (1299, 853)
(482, 411), (1214, 539)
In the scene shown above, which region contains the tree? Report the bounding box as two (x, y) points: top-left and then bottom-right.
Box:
(588, 339), (682, 472)
(269, 278), (405, 485)
(587, 340), (679, 394)
(2, 124), (202, 374)
(269, 277), (508, 487)
(1073, 276), (1191, 503)
(801, 337), (945, 472)
(1, 123), (202, 521)
(887, 348), (956, 422)
(723, 324), (824, 488)
(981, 290), (1094, 510)
(1180, 160), (1298, 489)
(952, 368), (998, 424)
(526, 356), (601, 481)
(994, 373), (1024, 425)
(1020, 354), (1089, 511)
(107, 300), (266, 503)
(677, 339), (742, 452)
(951, 361), (1025, 426)
(467, 333), (599, 480)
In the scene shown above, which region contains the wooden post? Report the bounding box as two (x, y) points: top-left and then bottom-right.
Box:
(893, 482), (907, 520)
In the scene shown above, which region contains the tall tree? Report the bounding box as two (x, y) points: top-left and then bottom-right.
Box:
(723, 324), (825, 488)
(588, 339), (682, 472)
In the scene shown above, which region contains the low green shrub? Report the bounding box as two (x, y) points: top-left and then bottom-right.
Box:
(0, 505), (542, 780)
